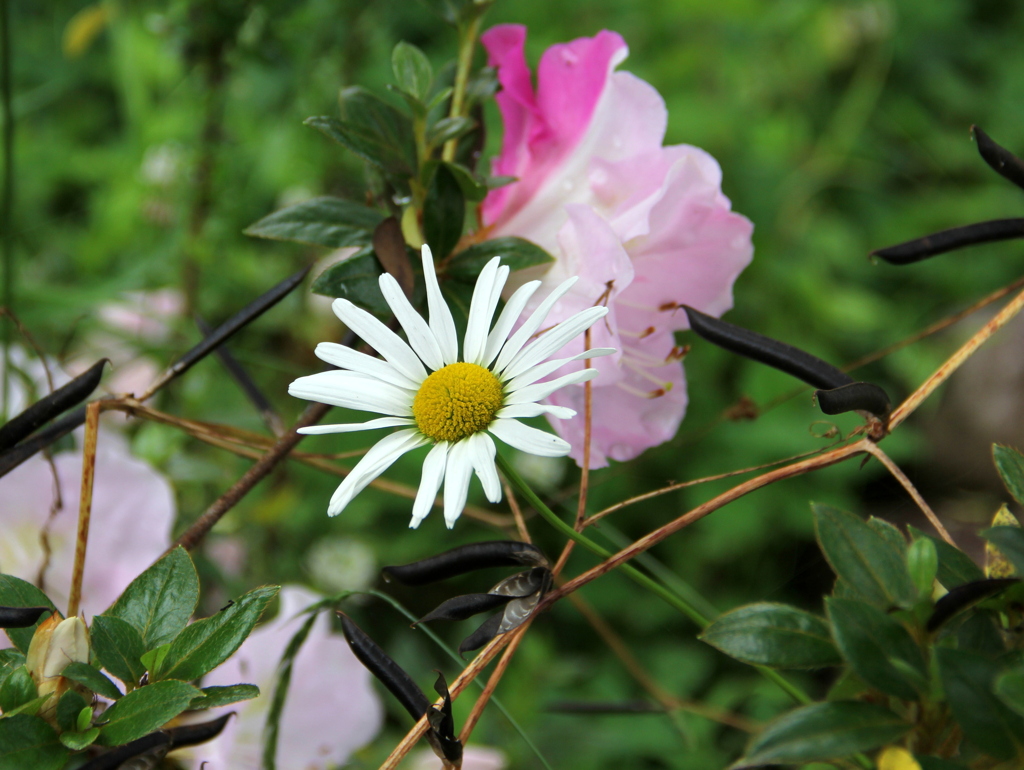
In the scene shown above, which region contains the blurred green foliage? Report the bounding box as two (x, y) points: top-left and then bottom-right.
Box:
(4, 0), (1024, 767)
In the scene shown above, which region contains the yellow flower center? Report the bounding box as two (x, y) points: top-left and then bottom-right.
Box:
(413, 363), (504, 443)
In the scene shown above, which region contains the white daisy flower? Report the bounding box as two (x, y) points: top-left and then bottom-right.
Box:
(289, 245), (614, 528)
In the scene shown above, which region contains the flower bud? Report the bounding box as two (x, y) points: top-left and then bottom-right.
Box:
(25, 613), (91, 721)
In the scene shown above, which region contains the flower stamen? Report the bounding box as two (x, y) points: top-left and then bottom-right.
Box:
(413, 363), (504, 442)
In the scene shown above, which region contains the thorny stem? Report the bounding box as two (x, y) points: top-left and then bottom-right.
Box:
(440, 9), (483, 163)
(67, 400), (101, 619)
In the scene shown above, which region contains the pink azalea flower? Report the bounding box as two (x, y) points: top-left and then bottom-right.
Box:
(0, 434), (175, 624)
(177, 585), (383, 770)
(480, 25), (754, 467)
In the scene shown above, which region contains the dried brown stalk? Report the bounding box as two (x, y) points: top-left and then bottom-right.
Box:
(66, 400), (101, 618)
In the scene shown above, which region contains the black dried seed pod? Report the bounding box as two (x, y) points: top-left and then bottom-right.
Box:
(0, 606), (50, 628)
(416, 593), (513, 625)
(871, 219), (1024, 265)
(0, 359), (107, 451)
(926, 577), (1020, 632)
(974, 125), (1024, 191)
(77, 713), (233, 770)
(339, 612), (430, 721)
(814, 382), (891, 418)
(490, 567), (550, 599)
(458, 612), (504, 656)
(426, 672), (463, 764)
(683, 306), (853, 391)
(382, 541), (549, 586)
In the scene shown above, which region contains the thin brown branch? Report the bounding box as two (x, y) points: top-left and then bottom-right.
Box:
(67, 400), (100, 618)
(504, 478), (532, 544)
(458, 618), (534, 743)
(863, 442), (955, 545)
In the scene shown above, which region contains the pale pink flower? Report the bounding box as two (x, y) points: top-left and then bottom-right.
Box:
(177, 585), (383, 770)
(0, 434), (175, 623)
(481, 25), (754, 467)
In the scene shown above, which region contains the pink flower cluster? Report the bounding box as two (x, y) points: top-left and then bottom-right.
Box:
(481, 25), (754, 467)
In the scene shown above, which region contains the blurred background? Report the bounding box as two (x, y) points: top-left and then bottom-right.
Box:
(3, 0), (1024, 767)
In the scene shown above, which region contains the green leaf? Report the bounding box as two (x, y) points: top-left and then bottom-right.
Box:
(59, 727), (100, 751)
(263, 610), (319, 770)
(1, 694), (50, 718)
(446, 237), (555, 282)
(190, 683), (260, 710)
(140, 643), (171, 678)
(91, 614), (146, 687)
(700, 603), (841, 669)
(62, 661), (123, 700)
(245, 197), (383, 249)
(995, 666), (1024, 717)
(907, 537), (938, 600)
(158, 586), (278, 683)
(0, 576), (57, 653)
(56, 690), (87, 732)
(310, 248), (389, 316)
(0, 714), (68, 770)
(97, 679), (202, 746)
(0, 649), (25, 679)
(0, 666), (37, 713)
(814, 504), (916, 608)
(733, 701), (909, 768)
(77, 705), (93, 732)
(392, 42), (433, 101)
(994, 444), (1024, 506)
(908, 526), (985, 588)
(981, 526), (1024, 576)
(422, 163), (464, 260)
(937, 647), (1024, 760)
(106, 546), (199, 649)
(826, 598), (926, 700)
(427, 116), (475, 149)
(440, 279), (474, 344)
(868, 516), (908, 556)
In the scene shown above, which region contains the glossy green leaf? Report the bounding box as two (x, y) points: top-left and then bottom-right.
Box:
(0, 714), (68, 770)
(937, 647), (1024, 760)
(244, 197), (383, 249)
(981, 526), (1024, 576)
(995, 666), (1024, 717)
(106, 546), (199, 649)
(1, 694), (50, 718)
(310, 248), (389, 316)
(994, 444), (1024, 506)
(0, 666), (37, 713)
(59, 727), (100, 751)
(733, 701), (909, 768)
(908, 526), (985, 588)
(814, 504), (916, 608)
(0, 576), (56, 653)
(190, 683), (260, 710)
(827, 597), (925, 700)
(91, 614), (146, 687)
(307, 88), (416, 176)
(427, 116), (475, 149)
(391, 42), (432, 100)
(56, 690), (87, 732)
(0, 648), (25, 679)
(907, 537), (938, 600)
(97, 679), (202, 746)
(158, 586), (278, 683)
(868, 516), (908, 556)
(62, 661), (123, 700)
(140, 642), (171, 678)
(446, 237), (555, 282)
(423, 163), (464, 260)
(701, 602), (840, 669)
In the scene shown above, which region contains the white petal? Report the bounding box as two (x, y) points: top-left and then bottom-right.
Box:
(332, 298), (427, 383)
(379, 273), (445, 371)
(314, 343), (420, 391)
(327, 430), (428, 516)
(488, 419), (571, 458)
(410, 442), (449, 528)
(298, 417), (413, 434)
(468, 432), (501, 503)
(481, 280), (541, 368)
(422, 245), (459, 365)
(463, 259), (507, 365)
(494, 276), (579, 374)
(505, 368), (600, 405)
(502, 306), (609, 380)
(504, 348), (616, 393)
(289, 371), (413, 416)
(497, 403), (576, 420)
(443, 439), (474, 528)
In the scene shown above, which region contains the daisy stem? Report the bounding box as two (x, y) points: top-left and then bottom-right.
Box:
(496, 451), (813, 706)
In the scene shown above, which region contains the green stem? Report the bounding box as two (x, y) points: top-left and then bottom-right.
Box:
(1, 0), (14, 420)
(441, 10), (483, 162)
(497, 452), (813, 706)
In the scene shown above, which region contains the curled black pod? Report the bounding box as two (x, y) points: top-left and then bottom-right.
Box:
(683, 306), (853, 391)
(416, 593), (512, 625)
(77, 714), (233, 770)
(974, 125), (1024, 191)
(458, 612), (504, 656)
(426, 672), (463, 764)
(166, 712), (235, 748)
(0, 404), (89, 479)
(926, 577), (1020, 632)
(338, 612), (430, 721)
(871, 219), (1024, 264)
(814, 382), (891, 418)
(382, 541), (549, 586)
(0, 359), (108, 451)
(490, 567), (550, 599)
(0, 606), (50, 628)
